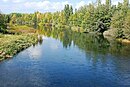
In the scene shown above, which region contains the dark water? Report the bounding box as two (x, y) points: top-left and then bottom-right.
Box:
(0, 29), (130, 87)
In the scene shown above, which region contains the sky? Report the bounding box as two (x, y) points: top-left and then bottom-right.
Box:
(0, 0), (124, 13)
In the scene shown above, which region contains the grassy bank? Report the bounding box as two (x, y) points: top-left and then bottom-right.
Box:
(0, 25), (39, 61)
(0, 34), (38, 61)
(7, 25), (37, 34)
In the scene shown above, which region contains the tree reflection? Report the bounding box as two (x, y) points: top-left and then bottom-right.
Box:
(38, 26), (130, 58)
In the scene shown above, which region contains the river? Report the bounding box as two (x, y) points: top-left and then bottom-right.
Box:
(0, 29), (130, 87)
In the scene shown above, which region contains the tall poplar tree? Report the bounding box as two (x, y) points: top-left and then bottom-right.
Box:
(124, 0), (129, 8)
(97, 0), (101, 6)
(106, 0), (111, 8)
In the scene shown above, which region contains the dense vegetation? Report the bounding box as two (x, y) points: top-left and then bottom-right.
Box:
(0, 34), (38, 60)
(0, 12), (8, 33)
(0, 0), (130, 39)
(0, 12), (39, 60)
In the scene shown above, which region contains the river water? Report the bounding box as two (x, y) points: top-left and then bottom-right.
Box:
(0, 29), (130, 87)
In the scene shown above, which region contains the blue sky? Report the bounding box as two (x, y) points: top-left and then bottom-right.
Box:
(0, 0), (124, 13)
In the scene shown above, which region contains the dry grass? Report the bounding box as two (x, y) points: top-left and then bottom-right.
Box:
(117, 38), (130, 44)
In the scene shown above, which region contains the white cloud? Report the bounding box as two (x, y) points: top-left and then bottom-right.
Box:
(24, 1), (70, 11)
(101, 0), (123, 5)
(101, 0), (106, 4)
(2, 0), (24, 3)
(112, 0), (123, 5)
(75, 1), (85, 9)
(75, 1), (93, 9)
(75, 0), (124, 10)
(2, 0), (8, 2)
(0, 0), (128, 13)
(12, 0), (22, 3)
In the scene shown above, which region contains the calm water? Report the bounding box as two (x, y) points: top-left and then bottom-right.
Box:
(0, 29), (130, 87)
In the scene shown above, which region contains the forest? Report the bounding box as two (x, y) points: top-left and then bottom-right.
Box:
(0, 0), (130, 39)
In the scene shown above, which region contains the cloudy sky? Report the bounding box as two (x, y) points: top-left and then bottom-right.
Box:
(0, 0), (124, 13)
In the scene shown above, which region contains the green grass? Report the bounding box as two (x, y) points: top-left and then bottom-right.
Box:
(0, 34), (38, 61)
(0, 25), (41, 61)
(8, 25), (36, 34)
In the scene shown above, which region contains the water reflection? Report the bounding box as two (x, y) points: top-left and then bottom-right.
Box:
(0, 26), (130, 87)
(36, 26), (130, 86)
(37, 26), (130, 86)
(38, 26), (130, 58)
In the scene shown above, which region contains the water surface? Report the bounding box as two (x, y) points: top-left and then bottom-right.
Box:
(0, 29), (130, 87)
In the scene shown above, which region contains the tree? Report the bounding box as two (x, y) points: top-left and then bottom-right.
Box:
(64, 4), (70, 24)
(97, 0), (101, 6)
(106, 0), (111, 8)
(4, 0), (130, 37)
(123, 0), (129, 7)
(123, 9), (130, 39)
(63, 4), (73, 24)
(122, 0), (129, 13)
(70, 6), (73, 15)
(33, 12), (38, 29)
(0, 12), (7, 33)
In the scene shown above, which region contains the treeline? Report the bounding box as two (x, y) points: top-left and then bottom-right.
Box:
(0, 0), (130, 39)
(0, 12), (9, 33)
(6, 5), (73, 28)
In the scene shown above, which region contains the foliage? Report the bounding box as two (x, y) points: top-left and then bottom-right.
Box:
(110, 0), (130, 39)
(0, 34), (38, 60)
(0, 0), (130, 38)
(0, 12), (8, 33)
(123, 9), (130, 40)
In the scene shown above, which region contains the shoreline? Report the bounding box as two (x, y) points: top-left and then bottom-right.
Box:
(0, 25), (45, 61)
(104, 34), (130, 44)
(0, 34), (39, 61)
(117, 38), (130, 44)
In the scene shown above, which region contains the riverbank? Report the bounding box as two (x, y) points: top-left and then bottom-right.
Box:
(7, 25), (37, 34)
(0, 25), (40, 61)
(103, 29), (130, 44)
(117, 38), (130, 44)
(0, 34), (38, 61)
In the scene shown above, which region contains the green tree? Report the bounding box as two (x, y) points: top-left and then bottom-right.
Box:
(64, 4), (70, 24)
(64, 4), (73, 24)
(0, 12), (7, 33)
(97, 0), (101, 6)
(123, 0), (129, 7)
(33, 12), (38, 29)
(124, 9), (130, 39)
(106, 0), (111, 7)
(70, 6), (73, 15)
